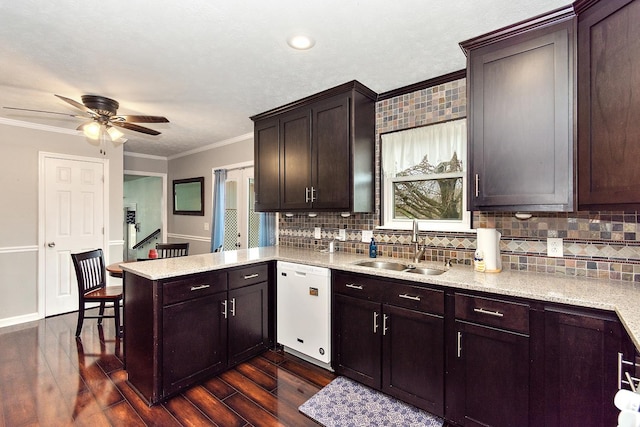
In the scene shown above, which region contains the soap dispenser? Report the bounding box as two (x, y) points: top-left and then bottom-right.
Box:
(369, 238), (377, 258)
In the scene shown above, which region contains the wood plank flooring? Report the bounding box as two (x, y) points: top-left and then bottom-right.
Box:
(0, 309), (334, 426)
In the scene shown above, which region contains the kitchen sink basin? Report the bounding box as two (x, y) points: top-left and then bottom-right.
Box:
(354, 260), (408, 271)
(404, 267), (446, 276)
(353, 260), (446, 275)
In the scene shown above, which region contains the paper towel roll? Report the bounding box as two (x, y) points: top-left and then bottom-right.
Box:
(477, 228), (502, 273)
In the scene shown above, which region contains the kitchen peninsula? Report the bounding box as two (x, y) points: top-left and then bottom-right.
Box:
(121, 247), (640, 424)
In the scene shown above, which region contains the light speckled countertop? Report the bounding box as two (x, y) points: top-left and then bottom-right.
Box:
(121, 246), (640, 350)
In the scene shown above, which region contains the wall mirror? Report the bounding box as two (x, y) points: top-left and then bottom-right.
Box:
(173, 177), (205, 216)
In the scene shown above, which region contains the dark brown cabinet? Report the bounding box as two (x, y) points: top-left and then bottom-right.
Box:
(251, 81), (376, 213)
(447, 293), (530, 426)
(124, 263), (271, 405)
(544, 306), (621, 426)
(575, 0), (640, 209)
(332, 271), (444, 415)
(461, 7), (575, 211)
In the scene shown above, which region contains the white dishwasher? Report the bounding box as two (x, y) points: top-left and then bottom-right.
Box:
(277, 261), (332, 370)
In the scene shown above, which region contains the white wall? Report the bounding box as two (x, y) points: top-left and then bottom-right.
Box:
(0, 119), (123, 327)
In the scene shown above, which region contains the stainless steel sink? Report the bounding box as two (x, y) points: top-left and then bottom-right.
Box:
(354, 260), (408, 271)
(404, 267), (446, 276)
(353, 260), (446, 275)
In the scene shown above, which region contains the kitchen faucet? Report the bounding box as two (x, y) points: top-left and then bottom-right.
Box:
(411, 219), (426, 264)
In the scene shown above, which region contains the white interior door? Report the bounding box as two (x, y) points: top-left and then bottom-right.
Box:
(44, 156), (105, 316)
(223, 167), (258, 250)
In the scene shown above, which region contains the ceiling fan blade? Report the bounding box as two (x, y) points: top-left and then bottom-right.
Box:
(54, 94), (99, 117)
(111, 115), (169, 123)
(112, 121), (161, 136)
(3, 106), (87, 118)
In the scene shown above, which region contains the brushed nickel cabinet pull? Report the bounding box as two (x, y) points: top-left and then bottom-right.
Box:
(243, 273), (259, 280)
(473, 307), (504, 317)
(231, 298), (236, 317)
(305, 187), (311, 203)
(373, 311), (379, 334)
(222, 300), (228, 319)
(399, 293), (421, 301)
(190, 284), (210, 291)
(346, 283), (363, 290)
(475, 174), (480, 197)
(457, 331), (462, 358)
(383, 314), (388, 336)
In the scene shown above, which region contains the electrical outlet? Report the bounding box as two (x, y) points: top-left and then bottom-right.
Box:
(547, 237), (563, 257)
(338, 229), (346, 241)
(204, 222), (209, 231)
(362, 230), (373, 242)
(314, 227), (321, 239)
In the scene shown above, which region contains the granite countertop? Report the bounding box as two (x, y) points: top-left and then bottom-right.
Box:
(120, 246), (640, 350)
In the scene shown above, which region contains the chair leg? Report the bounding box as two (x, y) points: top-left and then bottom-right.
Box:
(98, 302), (105, 325)
(114, 301), (121, 338)
(75, 307), (84, 337)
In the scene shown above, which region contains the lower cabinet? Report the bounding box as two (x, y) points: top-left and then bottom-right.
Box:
(544, 307), (621, 427)
(446, 293), (531, 427)
(332, 272), (445, 415)
(124, 262), (271, 405)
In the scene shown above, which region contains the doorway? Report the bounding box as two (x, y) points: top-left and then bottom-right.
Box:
(219, 166), (260, 250)
(123, 171), (167, 260)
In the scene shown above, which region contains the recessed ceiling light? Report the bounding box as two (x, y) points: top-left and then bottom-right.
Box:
(287, 35), (315, 50)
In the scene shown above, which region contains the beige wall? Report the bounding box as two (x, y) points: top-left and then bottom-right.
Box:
(167, 137), (254, 254)
(0, 120), (123, 327)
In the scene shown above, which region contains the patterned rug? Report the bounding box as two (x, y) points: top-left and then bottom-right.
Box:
(299, 376), (444, 427)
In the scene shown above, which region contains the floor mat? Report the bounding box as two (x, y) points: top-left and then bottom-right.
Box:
(299, 376), (444, 427)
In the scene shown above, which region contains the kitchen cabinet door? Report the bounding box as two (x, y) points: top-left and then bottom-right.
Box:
(382, 304), (444, 416)
(311, 95), (350, 210)
(576, 0), (640, 209)
(162, 292), (227, 396)
(279, 109), (312, 211)
(463, 10), (575, 211)
(227, 281), (269, 366)
(449, 320), (529, 427)
(544, 308), (621, 427)
(254, 118), (280, 211)
(333, 293), (382, 389)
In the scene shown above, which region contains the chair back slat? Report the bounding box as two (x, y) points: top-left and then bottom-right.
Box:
(156, 243), (189, 258)
(71, 249), (106, 295)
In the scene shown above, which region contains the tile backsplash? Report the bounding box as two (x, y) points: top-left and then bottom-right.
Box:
(277, 78), (640, 282)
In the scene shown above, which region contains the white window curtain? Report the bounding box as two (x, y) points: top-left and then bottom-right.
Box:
(382, 119), (466, 178)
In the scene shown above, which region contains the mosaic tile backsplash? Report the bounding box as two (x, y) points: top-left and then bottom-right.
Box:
(277, 78), (640, 282)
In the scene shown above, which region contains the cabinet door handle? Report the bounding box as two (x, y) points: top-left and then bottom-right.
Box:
(457, 331), (462, 358)
(399, 293), (421, 301)
(222, 300), (228, 319)
(473, 307), (504, 317)
(230, 298), (236, 317)
(305, 187), (311, 203)
(346, 283), (363, 290)
(311, 186), (317, 202)
(190, 284), (210, 291)
(373, 311), (379, 334)
(243, 273), (259, 280)
(475, 173), (479, 197)
(383, 314), (388, 336)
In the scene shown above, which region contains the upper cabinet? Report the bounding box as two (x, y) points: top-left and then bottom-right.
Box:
(251, 81), (376, 213)
(461, 7), (576, 212)
(575, 0), (640, 210)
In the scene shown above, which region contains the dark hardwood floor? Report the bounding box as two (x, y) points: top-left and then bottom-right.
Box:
(0, 309), (335, 426)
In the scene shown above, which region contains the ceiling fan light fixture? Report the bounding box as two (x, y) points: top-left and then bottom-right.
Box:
(82, 122), (102, 140)
(287, 34), (315, 50)
(106, 126), (124, 141)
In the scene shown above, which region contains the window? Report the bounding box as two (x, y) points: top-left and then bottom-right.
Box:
(381, 119), (471, 232)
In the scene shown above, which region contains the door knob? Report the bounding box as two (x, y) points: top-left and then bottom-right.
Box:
(47, 242), (56, 248)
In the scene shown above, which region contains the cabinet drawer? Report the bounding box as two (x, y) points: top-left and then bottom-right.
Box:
(228, 263), (269, 290)
(455, 293), (529, 334)
(163, 272), (227, 306)
(333, 271), (384, 301)
(385, 283), (444, 315)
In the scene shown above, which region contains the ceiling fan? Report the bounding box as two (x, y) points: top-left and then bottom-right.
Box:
(4, 94), (169, 153)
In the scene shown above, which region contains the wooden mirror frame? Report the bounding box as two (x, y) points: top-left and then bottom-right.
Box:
(173, 177), (205, 216)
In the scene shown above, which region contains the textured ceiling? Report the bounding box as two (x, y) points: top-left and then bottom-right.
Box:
(0, 0), (570, 158)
